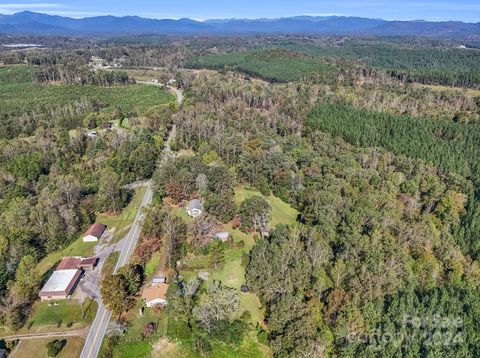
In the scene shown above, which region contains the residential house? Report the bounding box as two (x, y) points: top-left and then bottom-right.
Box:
(142, 283), (169, 308)
(186, 199), (203, 217)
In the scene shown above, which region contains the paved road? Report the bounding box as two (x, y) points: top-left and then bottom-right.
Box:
(80, 186), (152, 358)
(80, 86), (182, 358)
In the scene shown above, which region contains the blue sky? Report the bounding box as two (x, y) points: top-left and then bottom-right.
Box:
(0, 0), (479, 22)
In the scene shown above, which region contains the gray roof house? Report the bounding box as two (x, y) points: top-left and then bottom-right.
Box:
(187, 199), (203, 217)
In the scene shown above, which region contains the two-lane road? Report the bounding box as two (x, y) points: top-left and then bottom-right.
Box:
(80, 84), (182, 358)
(80, 185), (153, 358)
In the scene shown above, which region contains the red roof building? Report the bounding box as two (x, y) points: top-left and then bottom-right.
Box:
(57, 257), (98, 271)
(82, 223), (106, 242)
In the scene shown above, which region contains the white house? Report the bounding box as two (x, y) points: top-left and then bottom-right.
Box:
(186, 199), (203, 217)
(142, 283), (169, 307)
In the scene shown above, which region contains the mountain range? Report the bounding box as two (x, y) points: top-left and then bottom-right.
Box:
(0, 11), (479, 37)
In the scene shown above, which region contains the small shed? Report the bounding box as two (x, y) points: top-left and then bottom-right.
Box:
(83, 223), (106, 242)
(186, 199), (203, 217)
(214, 232), (231, 242)
(153, 276), (167, 284)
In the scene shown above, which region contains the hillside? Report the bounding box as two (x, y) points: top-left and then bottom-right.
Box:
(0, 11), (479, 37)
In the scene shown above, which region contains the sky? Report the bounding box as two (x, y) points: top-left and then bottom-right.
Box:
(0, 0), (479, 22)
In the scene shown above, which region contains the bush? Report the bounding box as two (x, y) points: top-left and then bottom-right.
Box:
(167, 319), (192, 341)
(46, 339), (66, 357)
(210, 319), (247, 346)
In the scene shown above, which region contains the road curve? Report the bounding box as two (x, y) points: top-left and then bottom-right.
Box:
(80, 86), (182, 358)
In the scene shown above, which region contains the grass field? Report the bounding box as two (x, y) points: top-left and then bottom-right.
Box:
(28, 299), (97, 328)
(12, 337), (85, 358)
(36, 237), (97, 277)
(234, 186), (298, 228)
(108, 298), (168, 358)
(0, 299), (97, 336)
(145, 252), (162, 276)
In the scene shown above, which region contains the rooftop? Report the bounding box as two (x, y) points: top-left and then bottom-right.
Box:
(187, 199), (203, 211)
(40, 269), (79, 293)
(142, 283), (169, 302)
(56, 256), (98, 270)
(83, 223), (106, 238)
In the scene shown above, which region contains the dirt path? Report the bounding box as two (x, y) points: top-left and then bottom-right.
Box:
(3, 329), (84, 341)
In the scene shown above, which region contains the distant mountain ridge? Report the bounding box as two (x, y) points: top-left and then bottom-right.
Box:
(0, 11), (479, 37)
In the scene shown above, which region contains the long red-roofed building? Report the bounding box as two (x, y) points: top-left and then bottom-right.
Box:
(82, 223), (106, 242)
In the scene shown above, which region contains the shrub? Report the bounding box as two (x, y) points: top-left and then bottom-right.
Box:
(46, 339), (66, 357)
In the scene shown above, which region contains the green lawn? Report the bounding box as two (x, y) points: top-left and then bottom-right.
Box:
(0, 299), (98, 336)
(145, 252), (162, 276)
(107, 298), (168, 358)
(97, 186), (147, 243)
(234, 186), (298, 228)
(28, 299), (97, 327)
(36, 237), (97, 276)
(13, 337), (85, 358)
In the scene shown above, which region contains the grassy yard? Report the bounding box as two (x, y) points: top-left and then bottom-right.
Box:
(106, 298), (168, 358)
(145, 252), (162, 276)
(174, 186), (298, 327)
(0, 299), (97, 336)
(97, 186), (147, 243)
(12, 337), (85, 358)
(234, 186), (298, 228)
(36, 238), (97, 276)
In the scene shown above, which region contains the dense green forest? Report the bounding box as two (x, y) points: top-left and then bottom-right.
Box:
(0, 66), (173, 138)
(0, 62), (175, 330)
(167, 70), (480, 357)
(280, 41), (480, 88)
(188, 49), (338, 82)
(1, 34), (479, 357)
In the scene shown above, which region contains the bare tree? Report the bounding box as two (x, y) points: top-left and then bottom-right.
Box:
(189, 215), (220, 247)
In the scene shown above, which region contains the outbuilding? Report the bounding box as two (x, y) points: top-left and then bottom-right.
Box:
(56, 256), (98, 271)
(83, 223), (106, 242)
(186, 199), (203, 217)
(39, 269), (82, 301)
(214, 231), (231, 242)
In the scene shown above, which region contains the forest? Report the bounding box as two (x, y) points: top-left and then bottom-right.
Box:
(0, 34), (479, 358)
